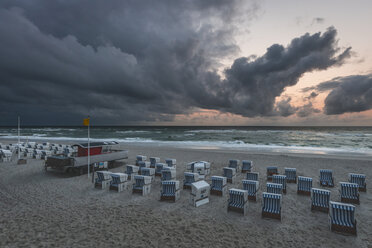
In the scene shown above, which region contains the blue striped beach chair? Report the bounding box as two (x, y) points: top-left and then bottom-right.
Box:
(132, 175), (152, 196)
(241, 160), (253, 173)
(297, 176), (312, 195)
(223, 167), (236, 183)
(242, 180), (259, 201)
(110, 173), (130, 192)
(160, 180), (180, 202)
(340, 182), (360, 205)
(329, 201), (357, 235)
(125, 165), (139, 181)
(161, 167), (176, 181)
(94, 171), (112, 189)
(210, 176), (227, 196)
(262, 192), (282, 220)
(229, 159), (240, 171)
(311, 188), (330, 212)
(138, 161), (150, 170)
(349, 173), (366, 192)
(246, 172), (259, 181)
(136, 155), (147, 166)
(267, 166), (278, 181)
(267, 182), (283, 195)
(227, 188), (248, 215)
(165, 158), (176, 168)
(273, 175), (287, 193)
(183, 172), (199, 189)
(320, 169), (334, 187)
(149, 157), (160, 168)
(285, 168), (297, 183)
(140, 167), (155, 181)
(155, 163), (166, 176)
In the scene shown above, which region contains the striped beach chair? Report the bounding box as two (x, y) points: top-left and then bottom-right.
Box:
(285, 168), (297, 183)
(297, 176), (312, 195)
(320, 169), (334, 187)
(223, 167), (236, 183)
(340, 182), (360, 204)
(267, 182), (283, 195)
(138, 161), (150, 170)
(132, 175), (152, 196)
(161, 167), (176, 181)
(136, 155), (147, 166)
(227, 188), (248, 215)
(94, 171), (112, 189)
(210, 176), (227, 196)
(329, 201), (357, 235)
(140, 167), (155, 181)
(246, 172), (259, 181)
(262, 192), (281, 220)
(149, 157), (160, 168)
(228, 159), (240, 171)
(267, 166), (278, 181)
(349, 173), (366, 192)
(183, 172), (199, 189)
(311, 188), (330, 212)
(160, 180), (180, 202)
(273, 175), (287, 193)
(155, 163), (166, 176)
(165, 158), (176, 168)
(241, 160), (253, 173)
(110, 173), (130, 192)
(125, 165), (139, 181)
(242, 180), (259, 201)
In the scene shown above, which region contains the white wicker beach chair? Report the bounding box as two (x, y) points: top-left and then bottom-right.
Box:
(246, 172), (259, 181)
(160, 180), (180, 202)
(155, 162), (166, 176)
(183, 172), (199, 189)
(273, 175), (287, 193)
(165, 158), (176, 168)
(267, 166), (278, 181)
(267, 182), (283, 195)
(149, 157), (160, 168)
(110, 173), (130, 192)
(132, 175), (152, 196)
(190, 180), (210, 207)
(95, 171), (112, 189)
(227, 188), (248, 215)
(242, 180), (259, 201)
(136, 155), (147, 166)
(228, 159), (240, 171)
(241, 160), (253, 173)
(161, 167), (176, 181)
(210, 176), (227, 196)
(125, 165), (139, 181)
(223, 167), (236, 183)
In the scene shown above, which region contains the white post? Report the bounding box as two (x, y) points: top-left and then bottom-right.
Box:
(87, 116), (90, 178)
(18, 116), (20, 160)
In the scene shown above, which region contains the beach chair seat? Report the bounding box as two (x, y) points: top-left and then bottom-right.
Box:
(228, 159), (240, 172)
(165, 158), (176, 168)
(227, 189), (248, 215)
(161, 167), (176, 181)
(262, 192), (281, 220)
(267, 166), (278, 181)
(136, 155), (147, 166)
(94, 171), (112, 189)
(110, 173), (130, 192)
(190, 180), (210, 207)
(183, 172), (200, 189)
(320, 169), (334, 187)
(329, 201), (357, 235)
(285, 168), (297, 183)
(149, 157), (160, 168)
(297, 176), (312, 195)
(140, 167), (155, 181)
(223, 167), (236, 183)
(311, 188), (330, 212)
(349, 173), (366, 192)
(242, 180), (259, 201)
(210, 176), (227, 196)
(340, 182), (360, 204)
(160, 180), (180, 202)
(241, 160), (253, 173)
(132, 175), (152, 196)
(273, 175), (287, 193)
(125, 165), (139, 181)
(267, 182), (283, 195)
(155, 163), (166, 176)
(246, 172), (259, 181)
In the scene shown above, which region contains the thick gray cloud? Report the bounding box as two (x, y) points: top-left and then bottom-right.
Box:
(0, 1), (351, 125)
(296, 103), (321, 117)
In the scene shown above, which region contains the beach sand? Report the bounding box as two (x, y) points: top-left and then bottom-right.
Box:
(0, 142), (371, 247)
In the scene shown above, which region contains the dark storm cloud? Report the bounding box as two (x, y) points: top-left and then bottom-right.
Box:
(296, 103), (321, 117)
(0, 1), (351, 124)
(274, 98), (298, 117)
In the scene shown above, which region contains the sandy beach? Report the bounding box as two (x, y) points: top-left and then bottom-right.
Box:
(0, 142), (371, 248)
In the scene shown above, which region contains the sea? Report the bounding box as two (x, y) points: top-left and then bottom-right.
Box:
(0, 126), (372, 156)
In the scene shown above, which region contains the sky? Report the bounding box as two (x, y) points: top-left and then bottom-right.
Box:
(0, 0), (371, 126)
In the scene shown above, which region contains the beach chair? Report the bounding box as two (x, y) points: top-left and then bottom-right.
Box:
(138, 161), (151, 173)
(246, 172), (259, 181)
(329, 201), (357, 235)
(340, 182), (360, 204)
(140, 167), (155, 181)
(160, 180), (180, 202)
(241, 160), (253, 173)
(267, 182), (283, 195)
(125, 165), (139, 181)
(223, 167), (236, 183)
(311, 188), (330, 213)
(94, 171), (112, 189)
(132, 175), (152, 196)
(228, 159), (240, 171)
(183, 172), (200, 189)
(267, 166), (278, 181)
(190, 180), (210, 207)
(242, 180), (259, 201)
(319, 169), (334, 187)
(285, 168), (297, 183)
(110, 173), (130, 192)
(149, 157), (160, 168)
(192, 161), (211, 179)
(210, 176), (227, 196)
(155, 163), (166, 176)
(348, 173), (366, 192)
(136, 155), (147, 166)
(273, 175), (287, 193)
(227, 189), (248, 215)
(165, 158), (176, 168)
(262, 192), (281, 220)
(161, 167), (176, 181)
(297, 176), (312, 195)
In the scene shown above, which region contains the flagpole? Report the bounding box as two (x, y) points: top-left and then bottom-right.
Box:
(87, 116), (90, 178)
(18, 116), (20, 160)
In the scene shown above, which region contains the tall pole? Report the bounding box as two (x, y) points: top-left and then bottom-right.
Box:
(18, 116), (20, 160)
(87, 116), (90, 178)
